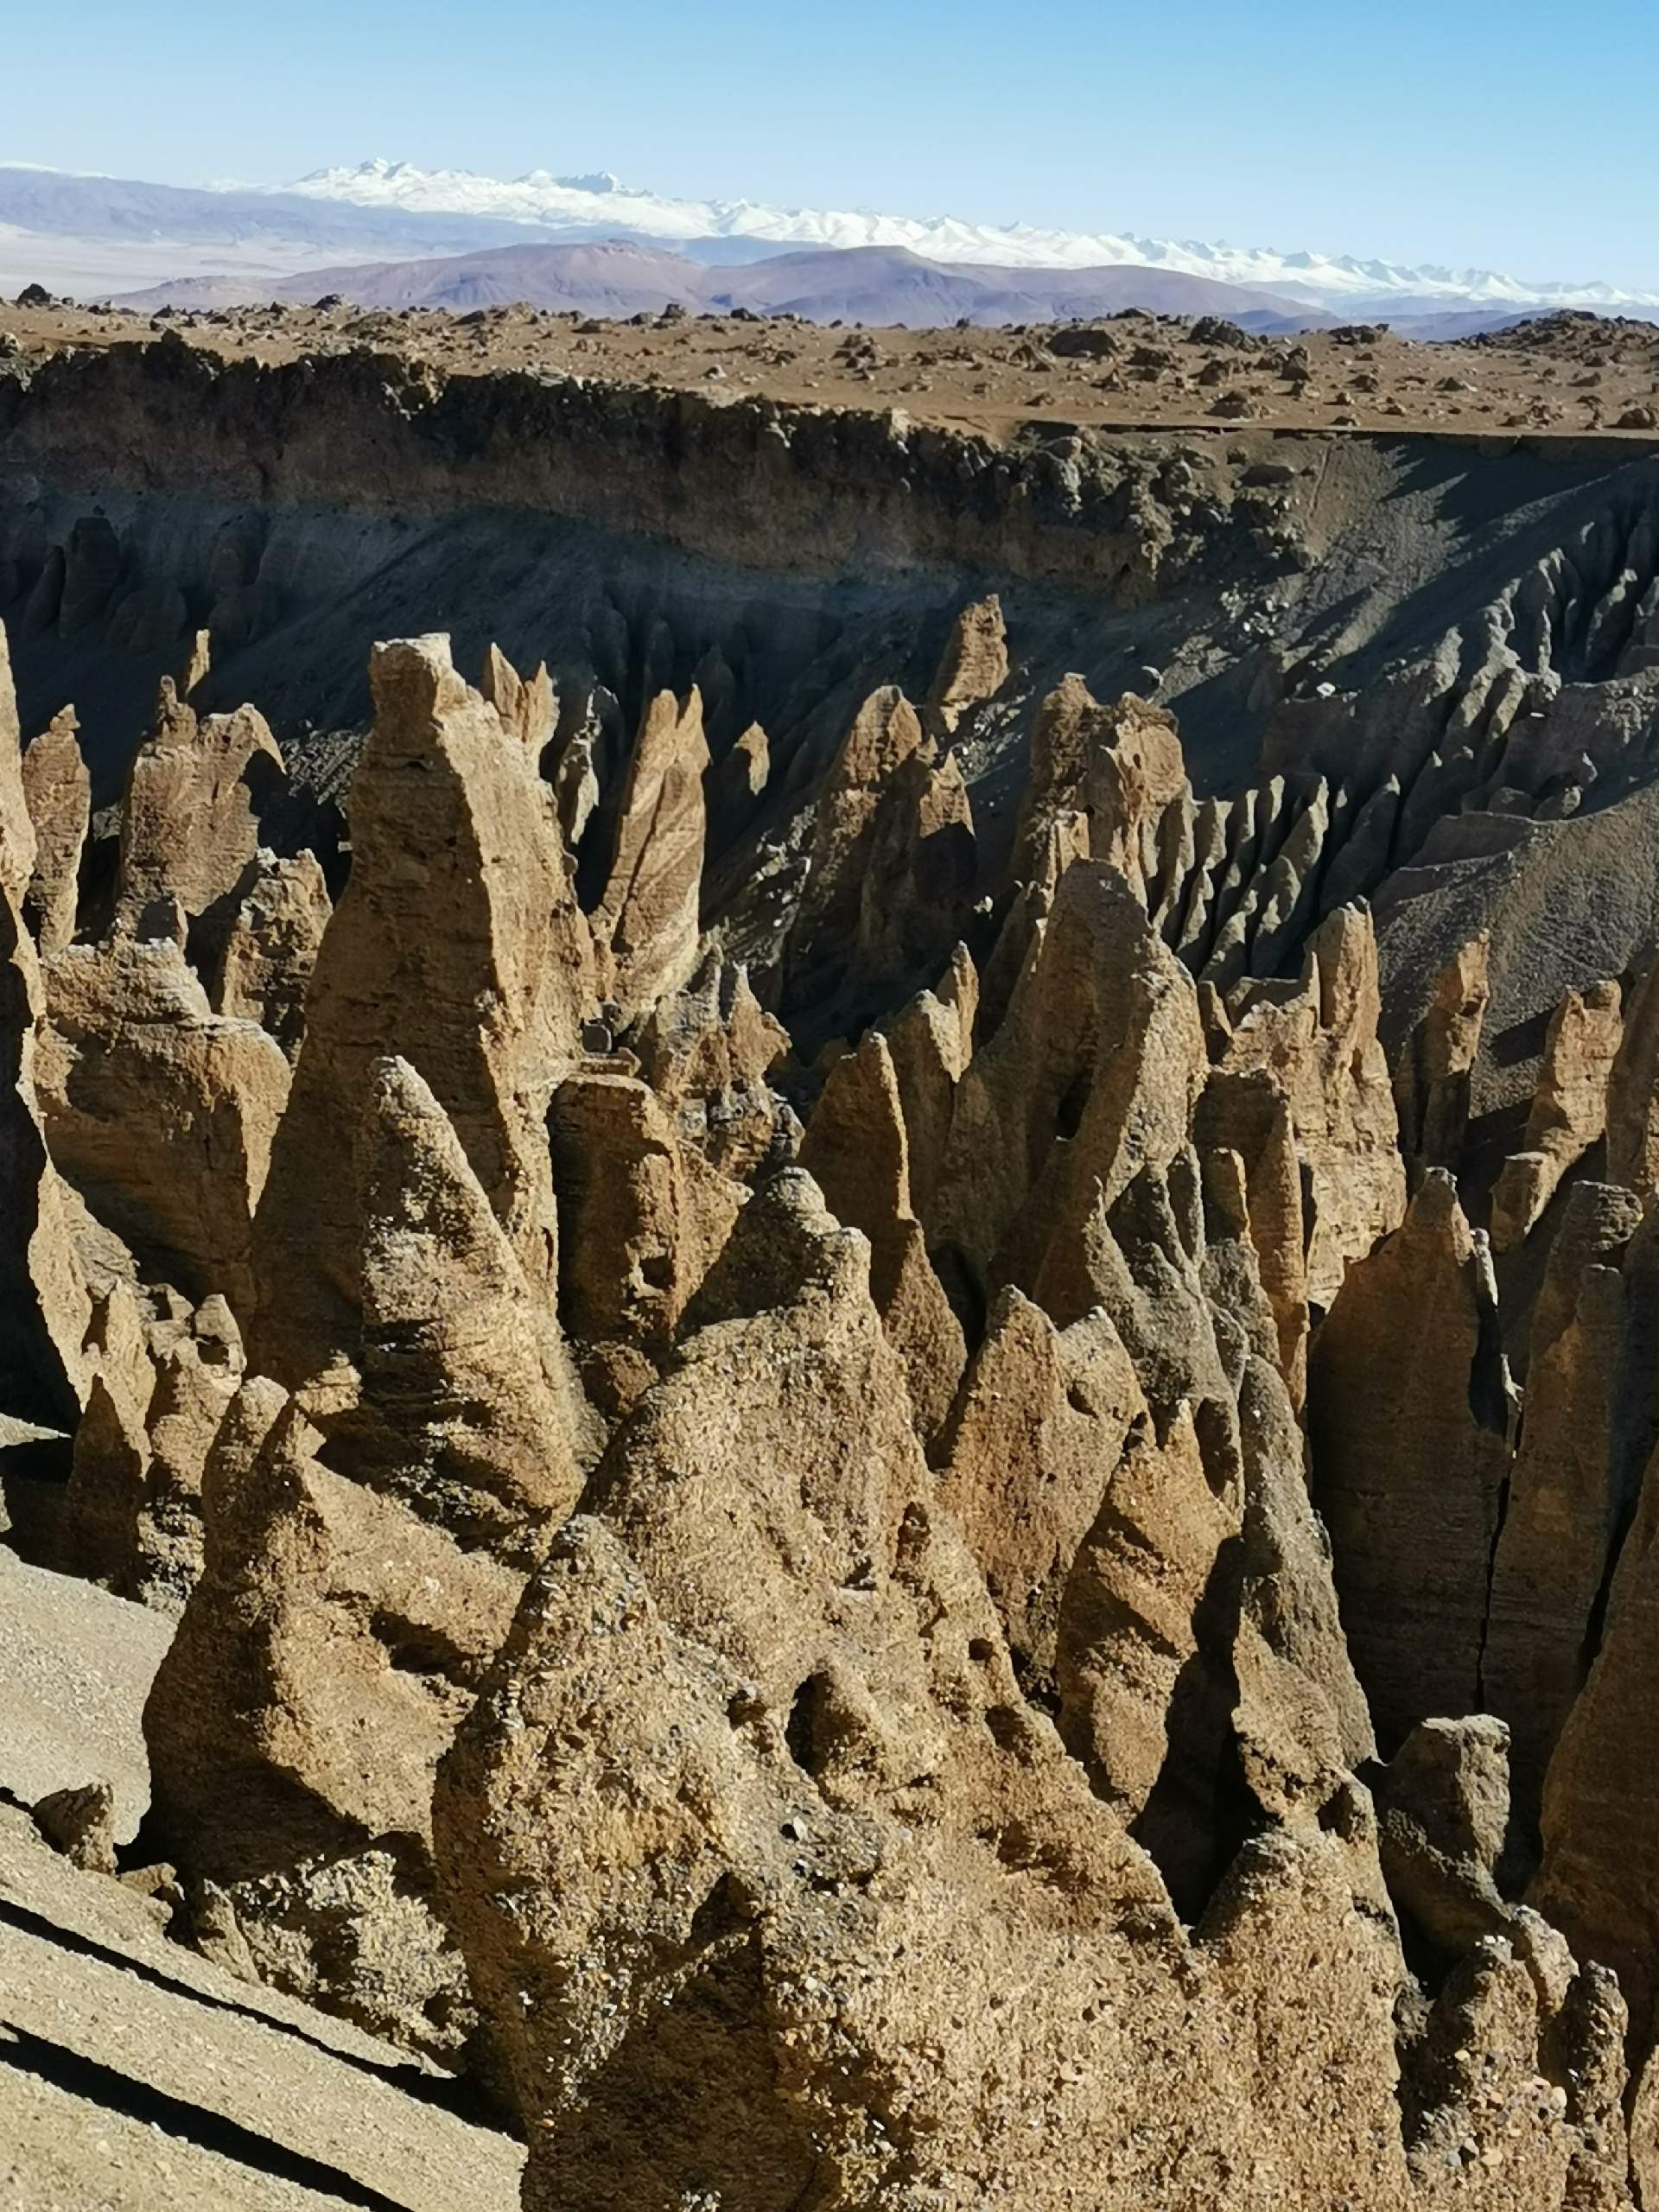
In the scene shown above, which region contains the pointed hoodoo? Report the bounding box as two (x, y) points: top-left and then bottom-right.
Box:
(21, 706), (90, 957)
(1490, 977), (1622, 1250)
(331, 1055), (587, 1552)
(1011, 677), (1188, 912)
(550, 1067), (747, 1420)
(478, 639), (556, 753)
(1483, 1180), (1643, 1825)
(590, 685), (711, 1020)
(924, 592), (1008, 739)
(212, 849), (332, 1058)
(36, 933), (290, 1317)
(1607, 951), (1659, 1195)
(1218, 902), (1406, 1313)
(115, 678), (286, 941)
(854, 743), (978, 999)
(251, 632), (594, 1389)
(880, 941), (978, 1237)
(935, 858), (1209, 1321)
(798, 1029), (966, 1442)
(0, 623), (93, 1427)
(938, 1286), (1147, 1703)
(631, 957), (791, 1180)
(143, 1058), (585, 2056)
(1535, 1414), (1659, 2060)
(143, 1377), (522, 2058)
(1392, 930), (1491, 1186)
(786, 683), (928, 1001)
(0, 617), (39, 910)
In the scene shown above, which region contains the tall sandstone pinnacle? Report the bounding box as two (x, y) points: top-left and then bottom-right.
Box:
(1491, 979), (1624, 1252)
(1535, 1421), (1659, 2063)
(1393, 931), (1491, 1186)
(798, 1029), (966, 1442)
(20, 704), (90, 957)
(550, 1066), (748, 1419)
(250, 632), (594, 1392)
(0, 621), (92, 1427)
(590, 684), (710, 1020)
(787, 684), (930, 1001)
(37, 933), (290, 1316)
(1218, 902), (1407, 1313)
(935, 858), (1208, 1320)
(327, 1056), (586, 1553)
(114, 679), (286, 938)
(924, 592), (1008, 738)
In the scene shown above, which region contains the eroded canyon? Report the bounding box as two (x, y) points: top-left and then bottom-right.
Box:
(5, 305), (1659, 2209)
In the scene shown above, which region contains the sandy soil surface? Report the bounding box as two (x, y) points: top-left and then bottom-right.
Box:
(4, 294), (1659, 446)
(0, 1548), (171, 1842)
(0, 1823), (524, 2209)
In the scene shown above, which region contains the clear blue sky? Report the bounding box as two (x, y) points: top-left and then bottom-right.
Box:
(6, 0), (1656, 286)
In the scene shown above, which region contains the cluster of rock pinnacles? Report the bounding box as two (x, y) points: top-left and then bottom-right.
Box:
(7, 599), (1659, 2208)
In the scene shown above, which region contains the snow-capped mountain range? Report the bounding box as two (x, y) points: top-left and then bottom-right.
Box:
(2, 154), (1656, 322)
(285, 158), (1659, 316)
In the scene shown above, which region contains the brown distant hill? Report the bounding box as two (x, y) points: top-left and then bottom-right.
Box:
(114, 237), (1334, 329)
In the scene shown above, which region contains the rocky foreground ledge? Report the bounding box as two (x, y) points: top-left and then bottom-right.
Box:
(3, 320), (1659, 2206)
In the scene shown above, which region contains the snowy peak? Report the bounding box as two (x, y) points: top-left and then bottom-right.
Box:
(277, 159), (1659, 313)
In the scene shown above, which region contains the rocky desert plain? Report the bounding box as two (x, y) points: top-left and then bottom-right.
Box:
(3, 285), (1659, 2209)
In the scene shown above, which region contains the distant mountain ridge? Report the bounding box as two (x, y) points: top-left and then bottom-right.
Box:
(284, 157), (1659, 316)
(111, 238), (1333, 331)
(3, 156), (1656, 322)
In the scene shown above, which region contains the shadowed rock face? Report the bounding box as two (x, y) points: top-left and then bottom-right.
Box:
(1308, 1172), (1515, 1753)
(12, 361), (1659, 2206)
